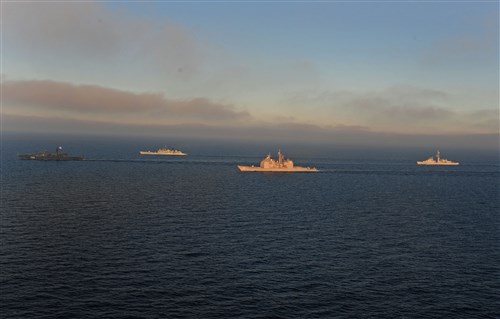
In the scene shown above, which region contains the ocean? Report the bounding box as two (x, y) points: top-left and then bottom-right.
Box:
(1, 133), (499, 318)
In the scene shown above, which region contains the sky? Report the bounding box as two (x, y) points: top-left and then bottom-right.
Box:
(2, 1), (499, 149)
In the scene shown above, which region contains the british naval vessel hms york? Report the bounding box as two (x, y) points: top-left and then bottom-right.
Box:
(417, 150), (459, 166)
(139, 148), (187, 156)
(238, 150), (318, 172)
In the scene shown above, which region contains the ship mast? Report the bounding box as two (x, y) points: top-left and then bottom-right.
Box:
(278, 149), (283, 166)
(436, 150), (440, 162)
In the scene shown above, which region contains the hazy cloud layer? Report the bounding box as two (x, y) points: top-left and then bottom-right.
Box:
(3, 2), (204, 78)
(345, 86), (452, 120)
(3, 80), (250, 121)
(285, 85), (498, 134)
(3, 3), (120, 56)
(2, 2), (497, 142)
(4, 113), (498, 151)
(5, 79), (497, 137)
(465, 109), (500, 132)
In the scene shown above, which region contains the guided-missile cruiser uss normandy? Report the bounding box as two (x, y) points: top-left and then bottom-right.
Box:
(18, 146), (84, 161)
(417, 150), (459, 166)
(238, 150), (318, 172)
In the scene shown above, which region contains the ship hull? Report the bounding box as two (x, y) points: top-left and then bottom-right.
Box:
(18, 154), (84, 161)
(139, 151), (187, 156)
(417, 161), (459, 166)
(238, 165), (318, 172)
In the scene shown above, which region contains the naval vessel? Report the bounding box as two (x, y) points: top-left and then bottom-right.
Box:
(417, 150), (459, 166)
(18, 147), (84, 161)
(238, 150), (318, 172)
(139, 148), (187, 156)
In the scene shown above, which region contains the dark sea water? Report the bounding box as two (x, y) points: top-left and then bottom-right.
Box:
(1, 134), (499, 318)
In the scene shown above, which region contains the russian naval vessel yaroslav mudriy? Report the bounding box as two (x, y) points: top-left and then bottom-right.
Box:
(417, 150), (459, 166)
(139, 148), (187, 156)
(238, 150), (318, 172)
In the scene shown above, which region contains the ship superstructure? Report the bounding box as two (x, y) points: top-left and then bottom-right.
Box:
(417, 150), (459, 166)
(139, 148), (187, 156)
(238, 150), (318, 172)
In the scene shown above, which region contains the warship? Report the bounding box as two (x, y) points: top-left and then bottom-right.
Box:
(18, 147), (84, 161)
(417, 150), (459, 166)
(238, 150), (318, 172)
(139, 148), (187, 156)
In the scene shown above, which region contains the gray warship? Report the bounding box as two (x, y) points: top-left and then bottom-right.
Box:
(18, 147), (84, 161)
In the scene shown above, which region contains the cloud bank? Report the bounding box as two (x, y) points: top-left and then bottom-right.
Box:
(3, 79), (498, 151)
(2, 2), (497, 150)
(3, 80), (249, 122)
(3, 113), (498, 151)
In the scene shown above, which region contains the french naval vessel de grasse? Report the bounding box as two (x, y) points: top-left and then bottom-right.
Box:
(238, 150), (318, 172)
(139, 148), (187, 156)
(18, 147), (84, 161)
(417, 150), (459, 166)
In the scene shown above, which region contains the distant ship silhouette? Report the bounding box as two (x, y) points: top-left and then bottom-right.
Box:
(18, 146), (84, 161)
(139, 147), (187, 156)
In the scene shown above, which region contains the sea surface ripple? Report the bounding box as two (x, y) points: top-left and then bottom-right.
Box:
(1, 145), (499, 318)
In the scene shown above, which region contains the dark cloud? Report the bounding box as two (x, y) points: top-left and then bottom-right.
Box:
(3, 80), (250, 121)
